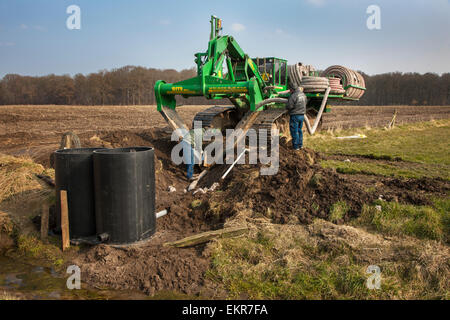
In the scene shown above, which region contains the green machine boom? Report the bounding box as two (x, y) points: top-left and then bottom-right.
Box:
(155, 16), (292, 135)
(155, 16), (287, 111)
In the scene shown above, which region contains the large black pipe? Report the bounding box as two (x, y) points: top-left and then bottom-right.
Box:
(54, 148), (105, 238)
(93, 147), (156, 245)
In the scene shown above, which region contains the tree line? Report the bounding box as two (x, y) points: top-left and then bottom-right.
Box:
(357, 72), (450, 106)
(0, 66), (211, 106)
(0, 66), (449, 106)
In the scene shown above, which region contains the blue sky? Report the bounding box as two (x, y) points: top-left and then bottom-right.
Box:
(0, 0), (449, 77)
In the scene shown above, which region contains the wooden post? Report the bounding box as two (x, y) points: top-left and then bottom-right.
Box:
(60, 190), (70, 251)
(40, 203), (49, 242)
(65, 135), (71, 149)
(388, 109), (397, 129)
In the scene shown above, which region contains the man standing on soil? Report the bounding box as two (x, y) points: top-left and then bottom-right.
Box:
(181, 128), (202, 181)
(286, 85), (307, 150)
(180, 126), (221, 181)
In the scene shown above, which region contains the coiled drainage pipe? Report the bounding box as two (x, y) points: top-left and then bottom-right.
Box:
(321, 65), (365, 99)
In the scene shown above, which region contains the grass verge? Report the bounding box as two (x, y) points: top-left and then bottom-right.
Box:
(321, 159), (449, 180)
(306, 119), (450, 165)
(14, 234), (67, 267)
(329, 201), (348, 223)
(306, 119), (450, 180)
(207, 220), (449, 299)
(354, 198), (450, 243)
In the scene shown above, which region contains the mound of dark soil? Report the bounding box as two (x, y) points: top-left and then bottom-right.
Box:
(197, 139), (449, 225)
(73, 183), (223, 296)
(198, 142), (373, 224)
(77, 242), (210, 296)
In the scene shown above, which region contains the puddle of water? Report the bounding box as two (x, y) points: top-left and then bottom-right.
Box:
(0, 256), (150, 300)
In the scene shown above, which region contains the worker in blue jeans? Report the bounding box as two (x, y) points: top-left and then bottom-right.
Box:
(181, 127), (211, 180)
(181, 127), (220, 180)
(286, 85), (307, 150)
(183, 142), (195, 180)
(181, 130), (199, 180)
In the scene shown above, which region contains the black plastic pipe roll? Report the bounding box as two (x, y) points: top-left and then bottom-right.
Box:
(54, 148), (105, 238)
(93, 147), (156, 245)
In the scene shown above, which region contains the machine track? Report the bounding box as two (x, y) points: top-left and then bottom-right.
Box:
(251, 108), (289, 142)
(192, 106), (239, 131)
(193, 106), (289, 140)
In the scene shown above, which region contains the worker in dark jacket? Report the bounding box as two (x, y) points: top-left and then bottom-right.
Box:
(286, 85), (307, 150)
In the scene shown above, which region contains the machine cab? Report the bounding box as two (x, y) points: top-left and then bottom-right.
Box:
(253, 57), (287, 88)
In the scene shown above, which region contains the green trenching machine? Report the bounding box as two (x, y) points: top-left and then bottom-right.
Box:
(154, 15), (365, 142)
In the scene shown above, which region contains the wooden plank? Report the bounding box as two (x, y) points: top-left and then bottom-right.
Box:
(164, 226), (249, 248)
(40, 203), (49, 242)
(60, 190), (70, 251)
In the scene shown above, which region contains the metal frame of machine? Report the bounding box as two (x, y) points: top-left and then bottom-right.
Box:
(154, 15), (365, 138)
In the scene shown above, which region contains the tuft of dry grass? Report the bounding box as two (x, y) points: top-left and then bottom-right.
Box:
(355, 199), (450, 243)
(0, 290), (22, 300)
(0, 154), (54, 235)
(0, 154), (51, 203)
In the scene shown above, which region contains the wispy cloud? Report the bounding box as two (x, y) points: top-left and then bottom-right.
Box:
(231, 23), (246, 32)
(306, 0), (325, 6)
(159, 19), (171, 26)
(0, 42), (15, 47)
(275, 28), (292, 38)
(19, 24), (47, 31)
(33, 25), (47, 32)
